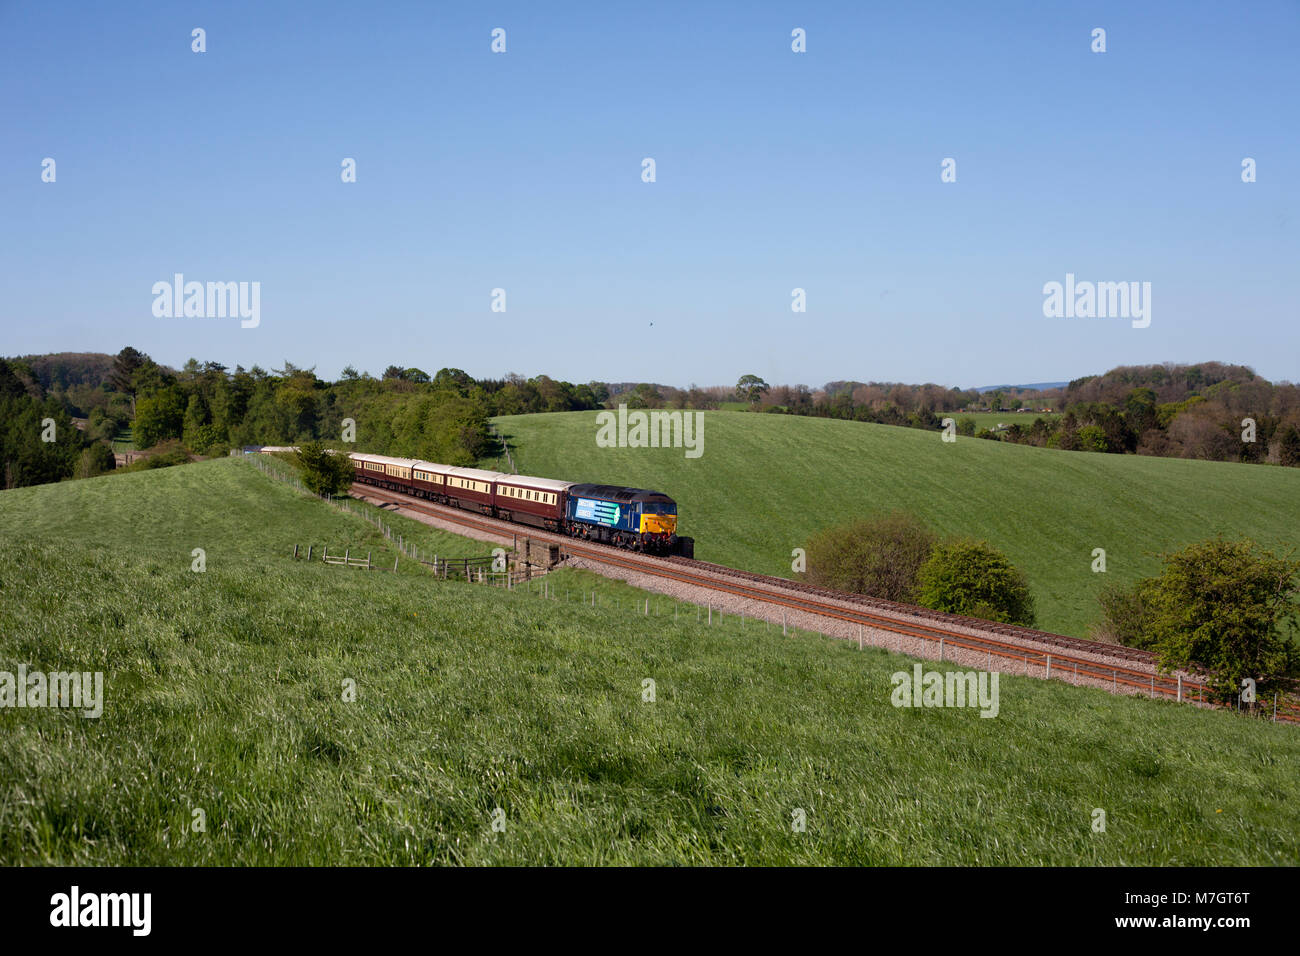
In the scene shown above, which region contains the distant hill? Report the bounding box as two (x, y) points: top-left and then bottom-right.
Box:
(974, 382), (1067, 393)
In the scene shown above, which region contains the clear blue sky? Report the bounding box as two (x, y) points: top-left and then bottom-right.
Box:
(2, 0), (1296, 389)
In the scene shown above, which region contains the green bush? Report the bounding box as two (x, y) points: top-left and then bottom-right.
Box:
(1077, 424), (1110, 453)
(1093, 580), (1158, 648)
(916, 539), (1035, 626)
(1135, 538), (1299, 701)
(73, 442), (116, 479)
(296, 441), (354, 497)
(132, 387), (185, 449)
(803, 512), (937, 603)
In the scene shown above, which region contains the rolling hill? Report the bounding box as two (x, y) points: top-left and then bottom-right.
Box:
(486, 411), (1300, 638)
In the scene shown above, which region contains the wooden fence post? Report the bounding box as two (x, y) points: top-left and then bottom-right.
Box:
(293, 544), (299, 558)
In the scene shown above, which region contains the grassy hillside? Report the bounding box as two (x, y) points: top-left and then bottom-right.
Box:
(0, 456), (491, 570)
(489, 411), (1300, 638)
(1, 462), (1297, 865)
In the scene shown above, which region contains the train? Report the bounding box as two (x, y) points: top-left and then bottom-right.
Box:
(347, 452), (690, 556)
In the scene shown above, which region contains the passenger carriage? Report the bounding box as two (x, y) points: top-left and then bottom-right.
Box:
(494, 474), (571, 531)
(349, 453), (417, 493)
(442, 466), (505, 515)
(410, 460), (454, 502)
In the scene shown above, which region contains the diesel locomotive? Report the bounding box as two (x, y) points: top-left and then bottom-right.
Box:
(347, 452), (688, 555)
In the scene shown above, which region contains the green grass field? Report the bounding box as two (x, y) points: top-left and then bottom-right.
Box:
(489, 411), (1300, 638)
(0, 455), (490, 571)
(1, 459), (1297, 865)
(960, 411), (1060, 431)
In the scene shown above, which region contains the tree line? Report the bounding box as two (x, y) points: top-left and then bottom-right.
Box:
(732, 364), (1300, 467)
(5, 351), (1298, 491)
(962, 364), (1300, 465)
(1, 349), (621, 488)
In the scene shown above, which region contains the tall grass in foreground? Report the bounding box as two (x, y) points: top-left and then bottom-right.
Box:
(0, 545), (1296, 865)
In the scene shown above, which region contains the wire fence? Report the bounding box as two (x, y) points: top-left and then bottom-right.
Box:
(250, 453), (532, 576)
(487, 423), (518, 474)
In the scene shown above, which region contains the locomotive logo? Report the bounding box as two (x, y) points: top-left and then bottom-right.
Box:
(574, 498), (620, 526)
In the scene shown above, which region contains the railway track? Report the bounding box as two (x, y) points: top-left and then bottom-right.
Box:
(350, 481), (1299, 723)
(668, 556), (1160, 665)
